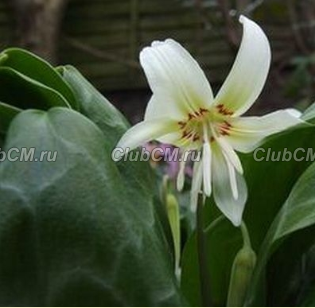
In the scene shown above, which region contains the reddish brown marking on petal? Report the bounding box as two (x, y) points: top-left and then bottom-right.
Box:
(199, 108), (208, 114)
(182, 129), (192, 139)
(220, 130), (230, 136)
(188, 113), (195, 120)
(224, 120), (232, 127)
(216, 104), (234, 116)
(178, 121), (186, 129)
(193, 134), (200, 142)
(219, 120), (232, 136)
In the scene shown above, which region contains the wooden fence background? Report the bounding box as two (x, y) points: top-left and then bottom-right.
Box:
(0, 0), (305, 91)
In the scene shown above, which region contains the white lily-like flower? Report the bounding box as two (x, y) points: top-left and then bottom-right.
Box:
(115, 16), (302, 226)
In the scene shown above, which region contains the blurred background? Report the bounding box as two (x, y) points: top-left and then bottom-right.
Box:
(0, 0), (314, 123)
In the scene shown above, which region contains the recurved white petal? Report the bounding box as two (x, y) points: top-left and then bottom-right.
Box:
(226, 109), (304, 153)
(141, 39), (214, 121)
(213, 15), (271, 117)
(115, 118), (177, 157)
(177, 159), (186, 191)
(212, 144), (248, 227)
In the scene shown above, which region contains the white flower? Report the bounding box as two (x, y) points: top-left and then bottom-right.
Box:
(115, 16), (302, 226)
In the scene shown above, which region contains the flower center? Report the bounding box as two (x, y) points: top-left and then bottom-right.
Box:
(177, 107), (233, 144)
(178, 108), (208, 143)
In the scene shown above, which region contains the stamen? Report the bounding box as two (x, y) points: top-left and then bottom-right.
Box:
(191, 160), (202, 212)
(202, 123), (212, 196)
(177, 156), (186, 191)
(202, 140), (212, 196)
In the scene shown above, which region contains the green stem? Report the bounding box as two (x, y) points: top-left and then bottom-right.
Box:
(196, 194), (212, 306)
(204, 215), (225, 234)
(227, 221), (256, 307)
(240, 221), (252, 248)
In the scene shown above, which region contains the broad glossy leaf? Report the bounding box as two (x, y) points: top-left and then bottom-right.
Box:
(58, 65), (128, 148)
(265, 226), (315, 306)
(0, 67), (70, 110)
(59, 65), (174, 249)
(245, 150), (315, 305)
(0, 108), (183, 306)
(0, 48), (77, 109)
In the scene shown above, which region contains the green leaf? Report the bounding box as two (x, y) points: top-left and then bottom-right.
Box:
(0, 48), (77, 110)
(245, 146), (315, 305)
(241, 125), (315, 250)
(264, 226), (315, 306)
(0, 67), (70, 110)
(58, 65), (128, 148)
(59, 65), (174, 249)
(0, 108), (183, 306)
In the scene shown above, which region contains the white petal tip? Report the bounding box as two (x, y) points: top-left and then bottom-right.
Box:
(151, 40), (163, 47)
(232, 190), (239, 200)
(239, 15), (255, 26)
(203, 188), (212, 198)
(165, 38), (176, 44)
(287, 109), (302, 118)
(150, 39), (176, 48)
(231, 217), (242, 227)
(239, 15), (246, 23)
(236, 165), (244, 175)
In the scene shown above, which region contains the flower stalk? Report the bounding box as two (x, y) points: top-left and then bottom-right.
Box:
(227, 221), (256, 307)
(166, 193), (181, 278)
(196, 194), (213, 306)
